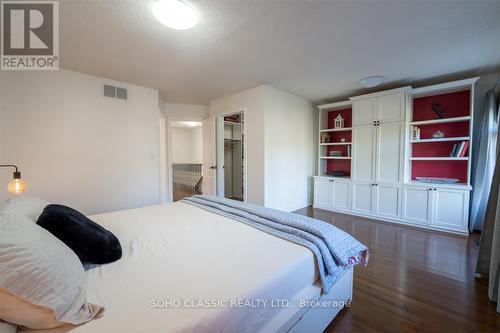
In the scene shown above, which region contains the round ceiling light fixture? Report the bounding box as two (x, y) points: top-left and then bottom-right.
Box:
(152, 0), (199, 30)
(183, 121), (202, 128)
(359, 76), (385, 88)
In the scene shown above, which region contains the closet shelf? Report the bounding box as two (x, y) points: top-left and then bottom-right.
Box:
(224, 121), (242, 126)
(410, 116), (470, 126)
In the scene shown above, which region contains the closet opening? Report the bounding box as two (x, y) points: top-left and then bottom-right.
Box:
(217, 111), (245, 201)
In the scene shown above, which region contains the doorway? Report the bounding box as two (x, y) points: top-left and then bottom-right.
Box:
(217, 112), (245, 201)
(169, 120), (203, 201)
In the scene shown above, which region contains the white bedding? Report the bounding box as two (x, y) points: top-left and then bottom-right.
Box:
(22, 202), (320, 333)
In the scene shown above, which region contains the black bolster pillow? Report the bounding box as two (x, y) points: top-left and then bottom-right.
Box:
(36, 204), (122, 264)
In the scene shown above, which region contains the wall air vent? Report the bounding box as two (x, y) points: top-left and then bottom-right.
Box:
(116, 87), (128, 100)
(103, 84), (128, 100)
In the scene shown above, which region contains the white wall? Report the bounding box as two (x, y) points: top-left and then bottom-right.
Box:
(191, 126), (203, 163)
(162, 103), (208, 120)
(263, 86), (315, 212)
(209, 86), (266, 205)
(209, 85), (314, 211)
(0, 69), (161, 215)
(171, 127), (202, 164)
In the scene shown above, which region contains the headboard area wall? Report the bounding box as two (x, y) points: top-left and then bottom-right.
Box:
(0, 69), (161, 215)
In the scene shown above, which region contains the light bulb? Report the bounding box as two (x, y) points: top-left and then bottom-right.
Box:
(7, 178), (27, 195)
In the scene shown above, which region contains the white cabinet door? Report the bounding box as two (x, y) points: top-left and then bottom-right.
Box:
(374, 184), (401, 218)
(403, 186), (432, 224)
(352, 125), (376, 182)
(332, 180), (351, 210)
(375, 122), (404, 184)
(313, 177), (334, 209)
(352, 99), (376, 126)
(378, 92), (405, 123)
(434, 189), (469, 230)
(352, 182), (373, 214)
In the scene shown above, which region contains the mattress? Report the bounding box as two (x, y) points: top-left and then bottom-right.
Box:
(21, 202), (320, 333)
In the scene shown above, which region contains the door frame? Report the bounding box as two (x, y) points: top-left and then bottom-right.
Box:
(165, 116), (205, 203)
(159, 113), (167, 203)
(215, 109), (248, 202)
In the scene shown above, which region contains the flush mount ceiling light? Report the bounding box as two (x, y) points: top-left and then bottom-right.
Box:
(183, 121), (201, 128)
(152, 0), (199, 30)
(359, 76), (385, 88)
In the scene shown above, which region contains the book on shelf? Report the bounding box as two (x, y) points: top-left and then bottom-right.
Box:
(458, 141), (469, 157)
(450, 144), (457, 157)
(450, 141), (469, 157)
(347, 145), (352, 157)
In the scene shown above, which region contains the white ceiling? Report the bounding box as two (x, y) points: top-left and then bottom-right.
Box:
(60, 0), (500, 104)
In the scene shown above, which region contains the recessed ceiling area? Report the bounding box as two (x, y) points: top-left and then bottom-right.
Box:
(60, 0), (500, 104)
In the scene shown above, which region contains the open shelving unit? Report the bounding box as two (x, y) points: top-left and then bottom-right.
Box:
(406, 80), (475, 187)
(317, 101), (353, 178)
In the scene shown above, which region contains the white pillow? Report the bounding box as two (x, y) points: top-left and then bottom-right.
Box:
(0, 321), (17, 333)
(0, 212), (103, 326)
(0, 195), (50, 221)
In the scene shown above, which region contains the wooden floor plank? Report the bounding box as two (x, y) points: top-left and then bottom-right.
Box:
(293, 206), (500, 333)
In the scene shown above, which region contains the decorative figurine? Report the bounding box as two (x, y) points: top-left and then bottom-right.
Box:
(321, 132), (330, 143)
(432, 130), (444, 139)
(341, 138), (346, 142)
(432, 103), (446, 119)
(411, 126), (420, 140)
(334, 113), (345, 128)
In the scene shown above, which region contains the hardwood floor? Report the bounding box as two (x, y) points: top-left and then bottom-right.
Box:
(293, 206), (500, 333)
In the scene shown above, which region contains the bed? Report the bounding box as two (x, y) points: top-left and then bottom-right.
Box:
(19, 199), (360, 333)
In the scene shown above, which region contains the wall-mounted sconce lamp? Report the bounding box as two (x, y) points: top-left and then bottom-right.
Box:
(0, 165), (27, 195)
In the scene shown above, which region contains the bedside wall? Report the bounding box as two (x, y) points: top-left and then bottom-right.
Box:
(0, 69), (161, 215)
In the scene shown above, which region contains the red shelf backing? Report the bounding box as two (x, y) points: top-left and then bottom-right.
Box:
(416, 122), (469, 140)
(328, 131), (352, 143)
(412, 141), (468, 158)
(411, 90), (470, 183)
(328, 108), (352, 128)
(411, 160), (468, 183)
(412, 90), (470, 121)
(324, 108), (352, 175)
(327, 159), (351, 175)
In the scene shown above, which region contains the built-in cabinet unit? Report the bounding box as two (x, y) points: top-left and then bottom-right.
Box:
(314, 78), (478, 235)
(314, 177), (351, 212)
